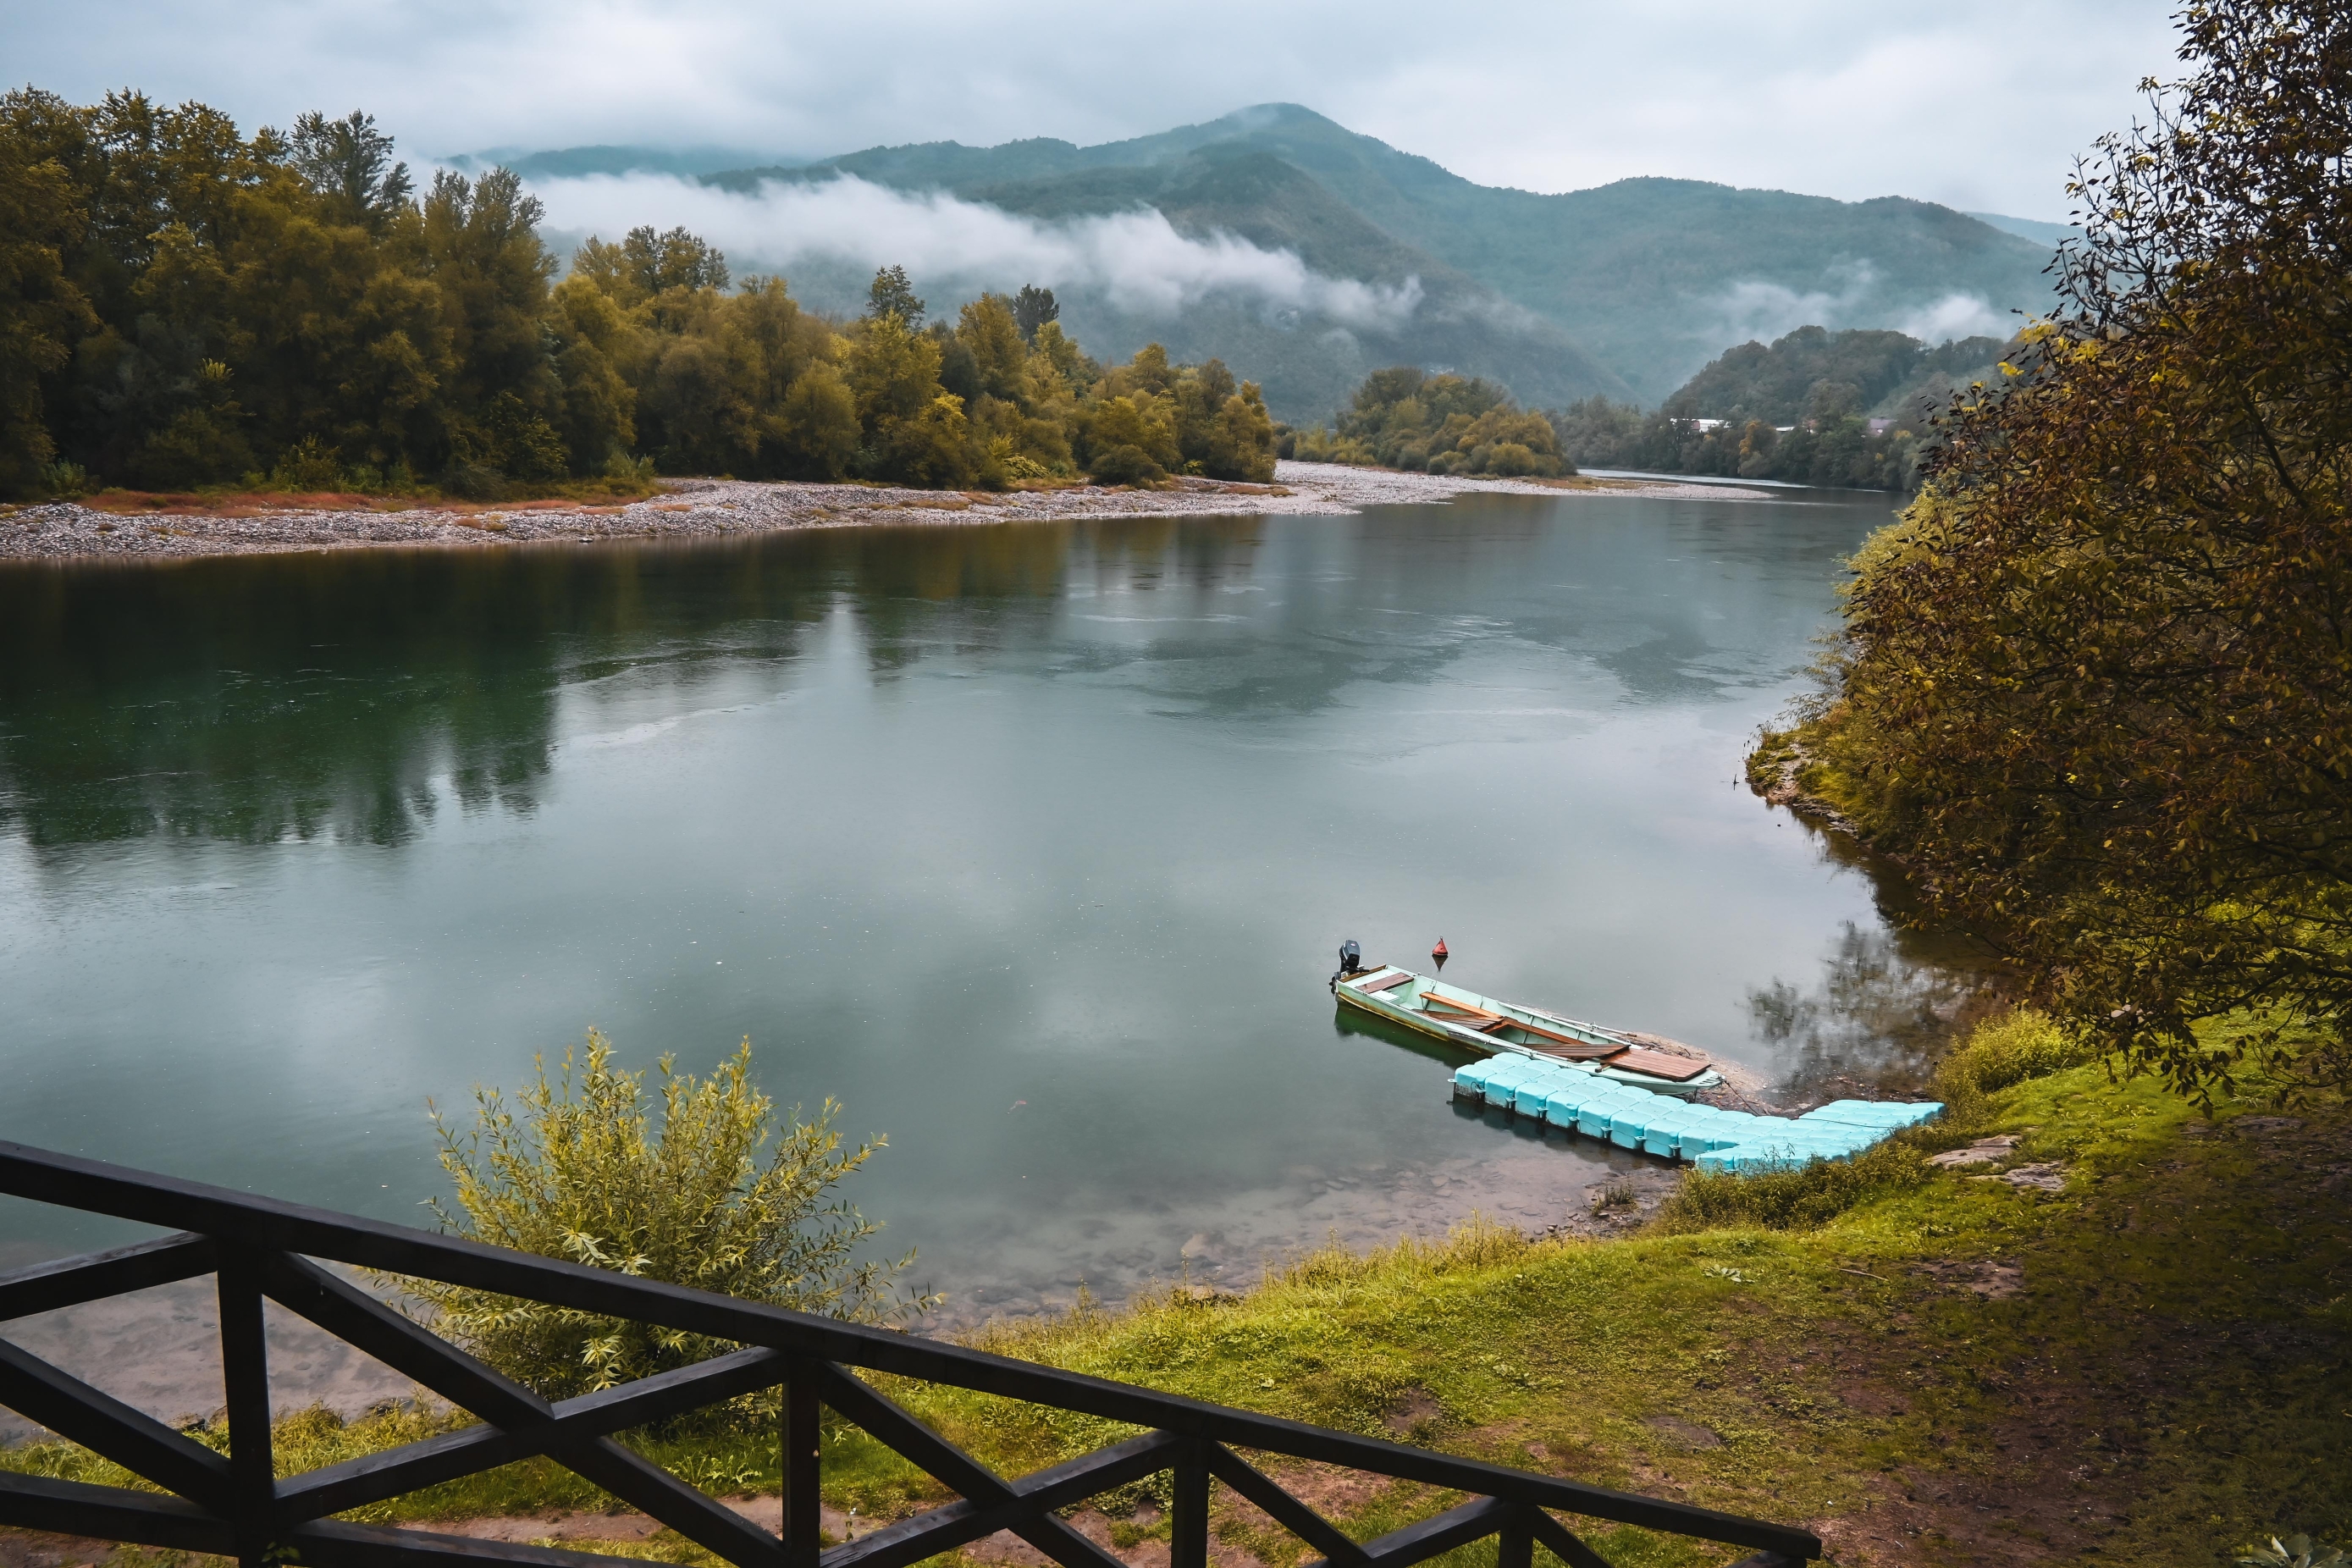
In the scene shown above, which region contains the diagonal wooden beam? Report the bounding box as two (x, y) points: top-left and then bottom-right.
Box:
(1204, 1444), (1369, 1566)
(0, 1469), (229, 1554)
(260, 1252), (553, 1425)
(1527, 1507), (1614, 1568)
(279, 1345), (788, 1521)
(262, 1254), (784, 1565)
(0, 1336), (234, 1509)
(0, 1234), (218, 1323)
(820, 1430), (1183, 1568)
(0, 1470), (650, 1568)
(1336, 1496), (1514, 1568)
(812, 1361), (1127, 1568)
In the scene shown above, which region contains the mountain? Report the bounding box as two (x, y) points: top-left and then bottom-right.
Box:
(490, 106), (2062, 417)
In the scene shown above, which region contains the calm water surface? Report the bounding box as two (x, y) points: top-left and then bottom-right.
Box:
(0, 489), (1966, 1320)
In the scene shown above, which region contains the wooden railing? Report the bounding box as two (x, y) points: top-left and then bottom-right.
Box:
(0, 1141), (1819, 1568)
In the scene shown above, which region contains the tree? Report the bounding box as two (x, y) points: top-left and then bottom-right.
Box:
(1011, 284), (1058, 342)
(406, 1032), (929, 1399)
(1797, 0), (2352, 1096)
(0, 132), (92, 495)
(864, 263), (924, 329)
(778, 362), (859, 479)
(288, 110), (412, 232)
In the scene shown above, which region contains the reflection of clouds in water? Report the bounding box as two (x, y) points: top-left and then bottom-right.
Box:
(1748, 920), (1997, 1096)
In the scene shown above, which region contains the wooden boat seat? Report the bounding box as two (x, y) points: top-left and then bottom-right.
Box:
(1524, 1040), (1626, 1061)
(1350, 970), (1415, 994)
(1607, 1047), (1714, 1082)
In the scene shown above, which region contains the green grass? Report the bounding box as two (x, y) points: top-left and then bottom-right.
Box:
(7, 1017), (2345, 1568)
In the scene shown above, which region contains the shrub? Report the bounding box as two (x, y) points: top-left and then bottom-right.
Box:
(401, 1032), (930, 1400)
(1938, 1008), (2101, 1097)
(1086, 443), (1164, 485)
(268, 435), (345, 492)
(1656, 1135), (1930, 1234)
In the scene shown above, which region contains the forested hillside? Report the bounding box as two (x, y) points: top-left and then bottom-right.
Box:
(1549, 325), (2013, 488)
(679, 104), (2057, 405)
(0, 91), (1274, 500)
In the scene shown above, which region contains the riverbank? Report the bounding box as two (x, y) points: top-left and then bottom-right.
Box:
(5, 1013), (2341, 1568)
(0, 465), (1764, 565)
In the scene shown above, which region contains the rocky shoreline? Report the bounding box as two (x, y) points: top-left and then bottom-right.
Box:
(0, 462), (1766, 565)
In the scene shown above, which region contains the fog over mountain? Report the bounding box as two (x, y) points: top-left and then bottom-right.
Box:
(500, 106), (2060, 420)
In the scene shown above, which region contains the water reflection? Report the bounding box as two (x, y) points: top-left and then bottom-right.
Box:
(1747, 920), (2002, 1097)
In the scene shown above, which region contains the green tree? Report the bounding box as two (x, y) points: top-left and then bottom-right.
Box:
(406, 1032), (928, 1399)
(0, 131), (92, 495)
(1010, 283), (1058, 342)
(288, 110), (412, 232)
(847, 312), (971, 485)
(778, 362), (859, 479)
(957, 294), (1030, 404)
(864, 263), (924, 328)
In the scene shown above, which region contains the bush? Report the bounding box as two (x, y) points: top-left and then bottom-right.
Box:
(1086, 443), (1164, 485)
(269, 436), (346, 492)
(1656, 1135), (1930, 1234)
(401, 1032), (930, 1400)
(1938, 1008), (2101, 1098)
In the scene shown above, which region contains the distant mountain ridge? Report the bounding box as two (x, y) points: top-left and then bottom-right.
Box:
(483, 105), (2062, 417)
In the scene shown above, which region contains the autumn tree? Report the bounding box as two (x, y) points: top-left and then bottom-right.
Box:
(1791, 0), (2352, 1095)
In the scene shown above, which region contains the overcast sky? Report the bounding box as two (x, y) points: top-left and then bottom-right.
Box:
(14, 0), (2178, 218)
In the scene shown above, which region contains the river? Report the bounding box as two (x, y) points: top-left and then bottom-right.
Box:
(0, 487), (1974, 1330)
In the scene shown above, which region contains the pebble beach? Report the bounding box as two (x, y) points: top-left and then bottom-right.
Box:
(0, 462), (1765, 564)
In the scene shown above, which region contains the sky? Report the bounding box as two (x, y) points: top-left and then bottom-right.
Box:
(14, 0), (2181, 218)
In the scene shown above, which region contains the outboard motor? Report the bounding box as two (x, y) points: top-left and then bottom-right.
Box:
(1331, 938), (1363, 991)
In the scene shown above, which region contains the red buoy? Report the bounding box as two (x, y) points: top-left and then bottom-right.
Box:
(1432, 936), (1449, 963)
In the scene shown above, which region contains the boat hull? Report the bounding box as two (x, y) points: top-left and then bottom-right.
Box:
(1332, 968), (1721, 1096)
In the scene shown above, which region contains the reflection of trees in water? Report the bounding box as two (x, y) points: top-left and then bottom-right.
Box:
(0, 504), (1786, 851)
(1748, 920), (1999, 1096)
(0, 543), (825, 849)
(0, 522), (1264, 850)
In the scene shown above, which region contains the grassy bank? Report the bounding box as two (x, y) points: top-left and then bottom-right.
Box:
(6, 1017), (2345, 1568)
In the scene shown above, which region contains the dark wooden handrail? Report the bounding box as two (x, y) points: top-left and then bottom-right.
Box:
(0, 1141), (1818, 1568)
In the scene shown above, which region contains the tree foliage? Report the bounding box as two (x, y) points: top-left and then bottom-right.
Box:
(1792, 0), (2352, 1095)
(0, 90), (1279, 499)
(407, 1032), (930, 1400)
(864, 263), (924, 329)
(1010, 283), (1058, 342)
(1288, 367), (1568, 477)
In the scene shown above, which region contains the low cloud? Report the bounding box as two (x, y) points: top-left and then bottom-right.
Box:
(1896, 292), (2015, 344)
(1703, 261), (1881, 347)
(527, 172), (1424, 329)
(1700, 262), (2017, 351)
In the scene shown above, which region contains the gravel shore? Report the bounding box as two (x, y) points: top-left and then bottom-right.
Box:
(0, 462), (1765, 564)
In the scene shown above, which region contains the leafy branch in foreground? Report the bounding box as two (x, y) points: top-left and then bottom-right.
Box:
(403, 1032), (933, 1400)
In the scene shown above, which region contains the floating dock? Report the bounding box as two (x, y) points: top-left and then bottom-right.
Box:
(1449, 1053), (1942, 1171)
